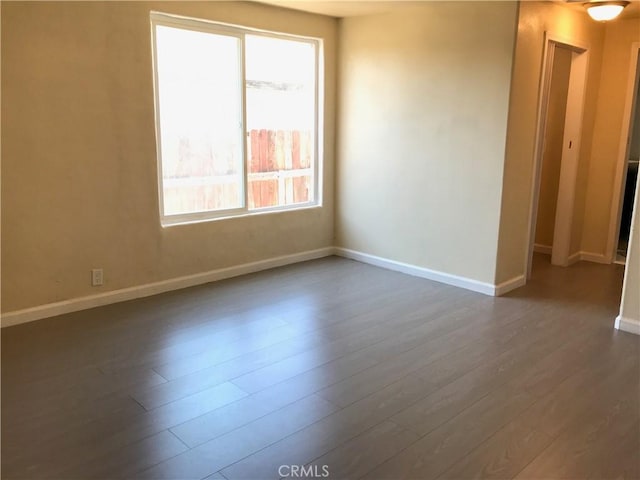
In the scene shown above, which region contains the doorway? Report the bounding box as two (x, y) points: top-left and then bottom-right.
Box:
(526, 35), (589, 278)
(609, 46), (640, 266)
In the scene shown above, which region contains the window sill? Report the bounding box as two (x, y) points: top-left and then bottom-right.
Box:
(160, 203), (322, 228)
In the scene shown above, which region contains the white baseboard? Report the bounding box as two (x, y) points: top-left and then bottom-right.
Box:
(2, 245), (573, 327)
(494, 274), (527, 296)
(567, 251), (581, 266)
(1, 247), (334, 328)
(333, 247), (520, 297)
(533, 244), (552, 255)
(535, 246), (609, 265)
(614, 315), (640, 335)
(579, 251), (610, 264)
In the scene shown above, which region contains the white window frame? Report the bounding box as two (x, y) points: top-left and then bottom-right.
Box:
(150, 11), (323, 227)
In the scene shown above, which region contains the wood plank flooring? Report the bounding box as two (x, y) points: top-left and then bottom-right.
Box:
(2, 254), (638, 479)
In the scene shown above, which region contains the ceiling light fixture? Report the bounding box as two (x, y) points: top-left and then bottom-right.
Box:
(585, 1), (629, 21)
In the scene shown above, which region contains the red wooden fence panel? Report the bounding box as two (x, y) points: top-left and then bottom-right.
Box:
(250, 130), (260, 173)
(246, 129), (312, 208)
(258, 129), (268, 172)
(292, 131), (301, 170)
(276, 130), (285, 170)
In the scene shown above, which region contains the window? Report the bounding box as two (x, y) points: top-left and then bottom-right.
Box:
(151, 12), (322, 225)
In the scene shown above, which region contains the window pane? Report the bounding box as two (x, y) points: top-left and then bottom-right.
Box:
(245, 35), (315, 210)
(155, 25), (243, 216)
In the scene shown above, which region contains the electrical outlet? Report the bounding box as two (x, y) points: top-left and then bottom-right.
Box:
(91, 268), (104, 286)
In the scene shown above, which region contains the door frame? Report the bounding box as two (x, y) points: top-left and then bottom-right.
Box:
(606, 42), (640, 263)
(525, 32), (589, 278)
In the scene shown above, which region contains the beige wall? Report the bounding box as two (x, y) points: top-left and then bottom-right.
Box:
(1, 1), (337, 312)
(335, 1), (518, 284)
(535, 46), (571, 249)
(3, 0), (637, 317)
(582, 18), (640, 256)
(496, 1), (605, 283)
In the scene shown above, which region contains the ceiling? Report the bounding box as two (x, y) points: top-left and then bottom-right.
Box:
(565, 0), (640, 18)
(255, 1), (421, 18)
(256, 0), (640, 19)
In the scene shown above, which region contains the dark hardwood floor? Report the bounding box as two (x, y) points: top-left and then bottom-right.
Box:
(2, 254), (638, 479)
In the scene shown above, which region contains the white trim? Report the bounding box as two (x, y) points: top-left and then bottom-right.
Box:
(0, 248), (334, 328)
(525, 33), (555, 279)
(614, 315), (640, 335)
(544, 33), (589, 53)
(607, 42), (640, 263)
(241, 26), (249, 212)
(333, 247), (519, 297)
(150, 16), (164, 222)
(150, 11), (323, 228)
(526, 32), (590, 277)
(494, 275), (527, 296)
(567, 251), (581, 266)
(1, 245), (618, 328)
(2, 247), (536, 328)
(534, 244), (552, 255)
(617, 162), (640, 335)
(578, 251), (609, 264)
(535, 249), (611, 267)
(532, 245), (607, 264)
(551, 47), (589, 267)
